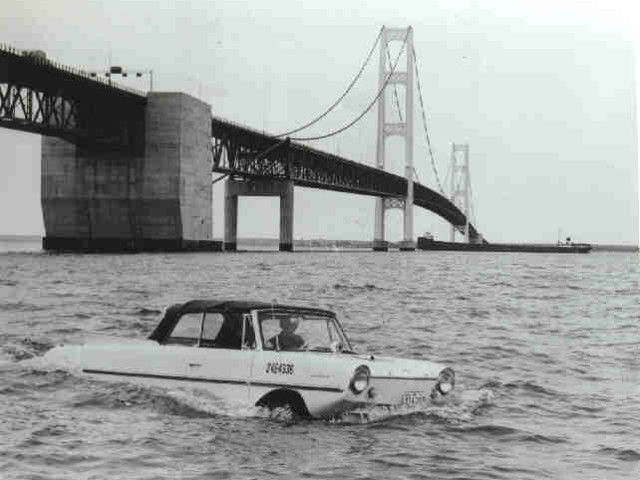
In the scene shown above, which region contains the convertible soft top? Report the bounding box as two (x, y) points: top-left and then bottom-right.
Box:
(148, 299), (335, 342)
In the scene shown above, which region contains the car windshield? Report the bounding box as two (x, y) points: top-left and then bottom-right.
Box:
(258, 310), (354, 353)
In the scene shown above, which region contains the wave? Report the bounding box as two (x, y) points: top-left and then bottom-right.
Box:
(71, 383), (217, 418)
(489, 281), (515, 288)
(71, 382), (270, 421)
(1, 338), (54, 362)
(333, 282), (383, 292)
(335, 385), (496, 426)
(598, 447), (640, 462)
(0, 301), (47, 312)
(452, 424), (568, 444)
(512, 293), (568, 301)
(503, 380), (561, 397)
(134, 307), (163, 316)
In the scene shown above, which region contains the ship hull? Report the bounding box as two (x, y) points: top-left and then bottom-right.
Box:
(417, 238), (592, 253)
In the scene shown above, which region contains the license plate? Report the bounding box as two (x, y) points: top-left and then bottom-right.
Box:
(399, 391), (429, 406)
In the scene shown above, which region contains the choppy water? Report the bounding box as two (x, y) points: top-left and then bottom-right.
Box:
(1, 239), (638, 479)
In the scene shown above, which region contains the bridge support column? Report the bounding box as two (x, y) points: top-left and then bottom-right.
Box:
(373, 198), (387, 251)
(372, 26), (415, 252)
(449, 143), (472, 243)
(224, 183), (238, 251)
(41, 92), (219, 252)
(223, 178), (294, 252)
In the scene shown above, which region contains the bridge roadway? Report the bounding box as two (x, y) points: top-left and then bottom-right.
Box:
(1, 43), (482, 243)
(211, 116), (483, 242)
(0, 44), (146, 150)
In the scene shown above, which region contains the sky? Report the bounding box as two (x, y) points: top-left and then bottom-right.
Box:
(0, 0), (638, 244)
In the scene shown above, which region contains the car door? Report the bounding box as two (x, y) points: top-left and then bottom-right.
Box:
(180, 311), (254, 404)
(248, 310), (343, 409)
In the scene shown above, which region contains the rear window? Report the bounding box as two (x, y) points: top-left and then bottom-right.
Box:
(167, 313), (203, 345)
(165, 312), (253, 350)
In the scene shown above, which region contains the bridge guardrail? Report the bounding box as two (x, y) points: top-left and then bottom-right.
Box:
(0, 43), (146, 98)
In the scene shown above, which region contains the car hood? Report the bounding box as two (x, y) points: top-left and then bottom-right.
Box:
(349, 353), (447, 379)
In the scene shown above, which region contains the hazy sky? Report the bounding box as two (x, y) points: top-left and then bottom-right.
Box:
(1, 0), (637, 244)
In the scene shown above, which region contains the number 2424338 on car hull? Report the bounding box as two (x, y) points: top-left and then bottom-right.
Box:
(45, 299), (456, 419)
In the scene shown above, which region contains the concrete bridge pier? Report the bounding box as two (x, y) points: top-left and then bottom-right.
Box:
(224, 178), (294, 252)
(373, 197), (388, 251)
(41, 92), (218, 252)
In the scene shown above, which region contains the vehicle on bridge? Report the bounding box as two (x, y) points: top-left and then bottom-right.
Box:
(22, 50), (48, 63)
(44, 299), (456, 420)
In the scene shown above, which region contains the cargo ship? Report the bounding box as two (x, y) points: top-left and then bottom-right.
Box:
(417, 234), (592, 254)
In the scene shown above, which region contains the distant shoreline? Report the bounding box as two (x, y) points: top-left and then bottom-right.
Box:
(0, 234), (43, 242)
(0, 235), (637, 252)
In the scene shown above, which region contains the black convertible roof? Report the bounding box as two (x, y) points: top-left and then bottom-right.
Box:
(148, 299), (335, 342)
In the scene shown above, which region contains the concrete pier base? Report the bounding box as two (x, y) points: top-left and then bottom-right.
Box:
(373, 196), (416, 251)
(372, 240), (389, 252)
(224, 178), (294, 252)
(41, 92), (220, 252)
(373, 197), (386, 251)
(398, 240), (416, 251)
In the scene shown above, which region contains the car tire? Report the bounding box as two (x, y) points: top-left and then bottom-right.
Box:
(256, 389), (310, 420)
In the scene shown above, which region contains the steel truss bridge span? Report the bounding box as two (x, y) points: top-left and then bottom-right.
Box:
(211, 116), (483, 243)
(0, 45), (146, 150)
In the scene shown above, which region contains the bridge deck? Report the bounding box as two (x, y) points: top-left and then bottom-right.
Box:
(211, 115), (483, 242)
(0, 44), (146, 148)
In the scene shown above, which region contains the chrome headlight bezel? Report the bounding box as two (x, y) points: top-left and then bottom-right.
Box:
(349, 365), (370, 395)
(434, 367), (455, 396)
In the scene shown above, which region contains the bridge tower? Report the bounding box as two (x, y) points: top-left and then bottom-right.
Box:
(449, 143), (473, 242)
(373, 26), (415, 251)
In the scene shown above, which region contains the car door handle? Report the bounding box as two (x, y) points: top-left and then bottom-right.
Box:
(188, 363), (202, 367)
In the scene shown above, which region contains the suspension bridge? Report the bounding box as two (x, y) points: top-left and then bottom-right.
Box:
(0, 26), (484, 252)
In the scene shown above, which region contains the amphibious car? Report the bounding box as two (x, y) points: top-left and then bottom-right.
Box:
(46, 300), (456, 419)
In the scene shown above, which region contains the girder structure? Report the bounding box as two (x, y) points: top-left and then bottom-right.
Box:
(0, 83), (81, 143)
(212, 116), (407, 197)
(211, 115), (483, 243)
(0, 44), (146, 152)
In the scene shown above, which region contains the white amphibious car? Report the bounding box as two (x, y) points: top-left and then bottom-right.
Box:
(48, 300), (455, 419)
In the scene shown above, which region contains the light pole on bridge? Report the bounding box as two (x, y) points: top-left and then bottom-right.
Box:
(87, 66), (154, 91)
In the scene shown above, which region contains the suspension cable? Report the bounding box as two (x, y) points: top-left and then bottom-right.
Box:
(412, 44), (444, 193)
(274, 26), (384, 138)
(442, 165), (451, 196)
(292, 28), (409, 142)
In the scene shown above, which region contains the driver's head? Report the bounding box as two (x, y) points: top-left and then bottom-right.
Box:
(280, 316), (301, 333)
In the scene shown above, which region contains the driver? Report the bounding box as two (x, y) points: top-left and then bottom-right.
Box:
(268, 316), (305, 351)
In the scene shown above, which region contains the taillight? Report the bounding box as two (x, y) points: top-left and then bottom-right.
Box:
(349, 365), (370, 395)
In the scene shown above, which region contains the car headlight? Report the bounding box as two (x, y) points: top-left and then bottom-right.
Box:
(434, 367), (455, 396)
(349, 365), (370, 395)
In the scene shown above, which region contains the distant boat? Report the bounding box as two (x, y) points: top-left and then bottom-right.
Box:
(417, 233), (592, 254)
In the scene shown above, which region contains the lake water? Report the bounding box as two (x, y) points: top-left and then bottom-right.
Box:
(1, 238), (638, 479)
